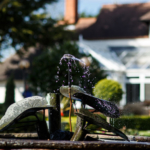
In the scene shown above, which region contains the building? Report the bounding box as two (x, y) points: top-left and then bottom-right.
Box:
(64, 0), (150, 106)
(1, 0), (150, 106)
(0, 47), (42, 103)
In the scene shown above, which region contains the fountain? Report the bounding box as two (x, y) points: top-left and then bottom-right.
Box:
(0, 54), (150, 149)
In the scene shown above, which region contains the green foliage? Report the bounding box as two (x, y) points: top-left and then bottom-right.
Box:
(61, 96), (71, 113)
(0, 104), (5, 115)
(61, 116), (77, 132)
(93, 79), (123, 103)
(0, 0), (73, 53)
(4, 76), (15, 111)
(79, 12), (98, 18)
(139, 130), (150, 137)
(61, 114), (106, 132)
(28, 41), (106, 94)
(114, 115), (150, 130)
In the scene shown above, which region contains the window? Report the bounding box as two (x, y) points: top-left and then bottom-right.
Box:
(126, 84), (140, 103)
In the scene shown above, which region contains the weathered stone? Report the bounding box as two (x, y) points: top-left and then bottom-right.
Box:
(70, 126), (87, 141)
(0, 139), (150, 149)
(75, 108), (129, 141)
(47, 93), (61, 137)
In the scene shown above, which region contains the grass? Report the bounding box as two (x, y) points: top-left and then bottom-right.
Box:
(61, 116), (77, 132)
(61, 116), (77, 124)
(139, 130), (150, 137)
(61, 116), (150, 137)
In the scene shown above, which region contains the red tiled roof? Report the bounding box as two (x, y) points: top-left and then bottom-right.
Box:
(0, 47), (42, 81)
(75, 18), (96, 31)
(78, 2), (150, 39)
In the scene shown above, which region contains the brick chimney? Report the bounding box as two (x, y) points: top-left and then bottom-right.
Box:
(64, 0), (78, 24)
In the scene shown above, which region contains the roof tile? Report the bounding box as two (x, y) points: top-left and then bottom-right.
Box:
(78, 2), (150, 39)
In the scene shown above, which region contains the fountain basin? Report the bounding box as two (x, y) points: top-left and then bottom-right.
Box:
(0, 138), (150, 150)
(0, 134), (150, 150)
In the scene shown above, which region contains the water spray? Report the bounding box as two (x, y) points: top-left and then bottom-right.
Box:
(60, 54), (91, 132)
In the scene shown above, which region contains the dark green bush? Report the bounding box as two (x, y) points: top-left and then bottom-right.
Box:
(93, 79), (123, 103)
(114, 116), (150, 130)
(4, 76), (15, 112)
(0, 104), (5, 116)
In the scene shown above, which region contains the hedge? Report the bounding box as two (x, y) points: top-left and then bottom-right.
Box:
(113, 115), (150, 130)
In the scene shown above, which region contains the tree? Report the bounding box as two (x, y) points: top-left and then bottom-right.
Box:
(4, 76), (15, 110)
(0, 0), (72, 54)
(28, 41), (106, 95)
(93, 79), (123, 103)
(79, 12), (98, 18)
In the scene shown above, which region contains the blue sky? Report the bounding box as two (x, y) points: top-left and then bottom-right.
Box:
(46, 0), (150, 19)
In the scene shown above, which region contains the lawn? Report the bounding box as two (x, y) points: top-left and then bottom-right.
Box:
(139, 130), (150, 137)
(61, 116), (77, 131)
(61, 116), (150, 136)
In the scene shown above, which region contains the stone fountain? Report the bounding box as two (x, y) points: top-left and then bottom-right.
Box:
(0, 54), (150, 149)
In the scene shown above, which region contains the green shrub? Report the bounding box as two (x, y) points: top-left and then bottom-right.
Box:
(0, 104), (5, 116)
(93, 79), (123, 103)
(114, 115), (150, 130)
(4, 76), (15, 111)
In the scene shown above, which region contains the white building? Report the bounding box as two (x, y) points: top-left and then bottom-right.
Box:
(1, 0), (150, 107)
(74, 2), (150, 106)
(0, 47), (41, 103)
(62, 0), (150, 105)
(78, 38), (150, 106)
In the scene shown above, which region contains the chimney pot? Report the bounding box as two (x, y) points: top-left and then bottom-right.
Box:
(65, 0), (78, 24)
